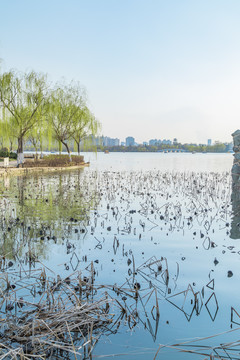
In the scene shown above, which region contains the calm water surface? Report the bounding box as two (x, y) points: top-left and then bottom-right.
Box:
(0, 152), (239, 359)
(82, 151), (233, 172)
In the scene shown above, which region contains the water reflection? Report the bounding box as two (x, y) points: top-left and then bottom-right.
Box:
(0, 170), (99, 260)
(0, 166), (240, 359)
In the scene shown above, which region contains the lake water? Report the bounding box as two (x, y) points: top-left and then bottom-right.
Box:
(1, 152), (239, 359)
(83, 151), (233, 172)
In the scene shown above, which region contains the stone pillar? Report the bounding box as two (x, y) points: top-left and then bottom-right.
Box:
(231, 130), (240, 239)
(3, 157), (9, 167)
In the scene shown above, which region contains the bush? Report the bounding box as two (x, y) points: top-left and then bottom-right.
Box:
(0, 149), (17, 159)
(24, 155), (85, 167)
(10, 152), (17, 159)
(0, 149), (9, 158)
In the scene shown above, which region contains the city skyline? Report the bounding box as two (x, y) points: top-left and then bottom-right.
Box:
(92, 135), (232, 146)
(1, 1), (240, 143)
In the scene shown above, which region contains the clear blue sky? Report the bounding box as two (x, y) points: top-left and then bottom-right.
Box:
(1, 0), (240, 144)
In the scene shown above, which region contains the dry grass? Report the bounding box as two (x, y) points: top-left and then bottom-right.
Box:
(154, 328), (240, 359)
(0, 266), (115, 359)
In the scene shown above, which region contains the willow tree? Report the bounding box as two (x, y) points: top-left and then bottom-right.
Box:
(0, 70), (48, 165)
(71, 106), (101, 155)
(48, 82), (85, 161)
(27, 113), (49, 157)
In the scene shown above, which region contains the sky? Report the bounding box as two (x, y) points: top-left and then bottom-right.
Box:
(0, 0), (240, 144)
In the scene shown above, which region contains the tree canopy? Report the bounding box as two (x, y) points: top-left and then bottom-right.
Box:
(72, 106), (101, 155)
(0, 70), (48, 165)
(48, 82), (85, 160)
(0, 69), (100, 163)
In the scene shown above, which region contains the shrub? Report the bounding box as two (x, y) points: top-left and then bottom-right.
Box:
(10, 152), (17, 159)
(24, 155), (85, 168)
(0, 149), (17, 159)
(0, 149), (9, 158)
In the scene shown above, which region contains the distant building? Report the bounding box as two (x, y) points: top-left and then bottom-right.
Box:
(173, 138), (178, 145)
(101, 137), (108, 146)
(207, 139), (212, 146)
(102, 137), (120, 146)
(149, 139), (158, 146)
(162, 139), (172, 145)
(82, 135), (99, 146)
(149, 139), (162, 146)
(126, 136), (135, 146)
(94, 136), (102, 146)
(110, 138), (120, 146)
(115, 138), (120, 146)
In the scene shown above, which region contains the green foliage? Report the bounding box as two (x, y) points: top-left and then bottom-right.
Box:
(71, 107), (101, 154)
(95, 142), (228, 153)
(0, 68), (99, 161)
(10, 151), (17, 159)
(47, 82), (86, 160)
(0, 149), (9, 157)
(0, 148), (17, 158)
(0, 71), (48, 136)
(0, 70), (49, 164)
(183, 143), (226, 153)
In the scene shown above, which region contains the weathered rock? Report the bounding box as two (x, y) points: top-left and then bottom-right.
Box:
(232, 130), (240, 146)
(232, 163), (240, 174)
(234, 152), (240, 161)
(233, 146), (240, 153)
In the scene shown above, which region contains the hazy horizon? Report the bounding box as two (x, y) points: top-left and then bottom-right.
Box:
(1, 0), (240, 144)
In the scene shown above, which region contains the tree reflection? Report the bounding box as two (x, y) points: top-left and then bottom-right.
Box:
(0, 169), (99, 260)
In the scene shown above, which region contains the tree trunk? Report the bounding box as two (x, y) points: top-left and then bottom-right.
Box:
(17, 137), (24, 167)
(77, 142), (80, 155)
(59, 141), (62, 155)
(62, 141), (72, 162)
(40, 142), (43, 159)
(34, 147), (38, 160)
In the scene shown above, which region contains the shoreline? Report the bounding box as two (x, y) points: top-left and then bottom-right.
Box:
(0, 162), (90, 176)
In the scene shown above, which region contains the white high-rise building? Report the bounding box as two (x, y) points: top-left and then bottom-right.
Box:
(126, 137), (135, 146)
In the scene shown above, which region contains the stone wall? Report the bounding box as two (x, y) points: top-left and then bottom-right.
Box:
(231, 130), (240, 239)
(232, 130), (240, 176)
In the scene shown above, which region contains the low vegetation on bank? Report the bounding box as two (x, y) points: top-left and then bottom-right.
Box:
(24, 155), (85, 168)
(0, 148), (17, 159)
